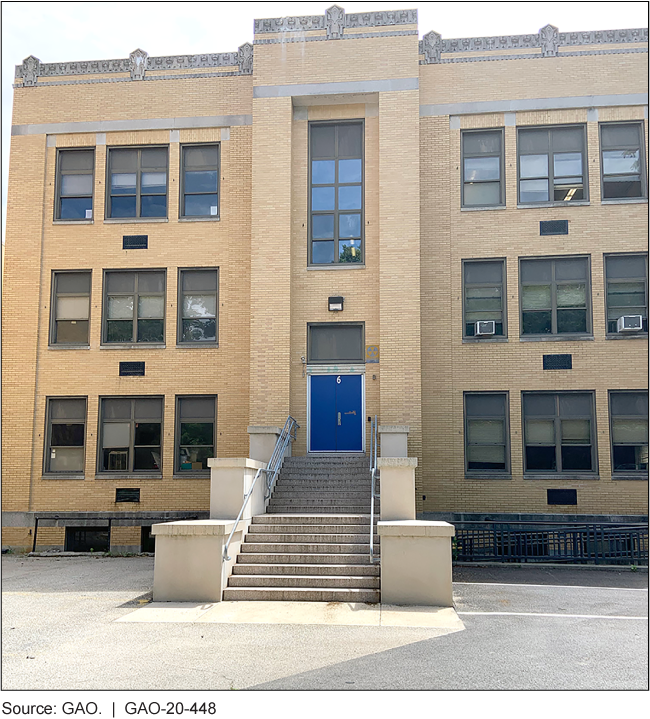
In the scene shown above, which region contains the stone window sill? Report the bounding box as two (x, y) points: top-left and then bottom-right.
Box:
(601, 198), (648, 205)
(100, 344), (166, 350)
(605, 333), (648, 340)
(48, 345), (91, 350)
(461, 205), (506, 212)
(517, 201), (590, 209)
(307, 264), (366, 271)
(463, 337), (508, 344)
(611, 474), (648, 481)
(41, 474), (85, 480)
(95, 474), (162, 480)
(520, 335), (593, 342)
(175, 343), (219, 349)
(53, 220), (94, 225)
(524, 474), (599, 480)
(178, 216), (220, 222)
(104, 218), (168, 224)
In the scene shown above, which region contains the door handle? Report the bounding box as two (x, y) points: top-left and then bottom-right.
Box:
(338, 412), (341, 426)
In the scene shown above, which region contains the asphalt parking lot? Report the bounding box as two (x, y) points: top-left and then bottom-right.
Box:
(1, 555), (647, 691)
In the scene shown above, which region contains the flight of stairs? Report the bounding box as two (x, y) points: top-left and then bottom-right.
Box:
(223, 455), (380, 602)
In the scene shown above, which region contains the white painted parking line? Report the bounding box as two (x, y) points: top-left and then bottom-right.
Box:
(454, 582), (648, 591)
(458, 611), (648, 620)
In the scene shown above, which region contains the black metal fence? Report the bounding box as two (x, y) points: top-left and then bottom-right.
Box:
(454, 522), (649, 565)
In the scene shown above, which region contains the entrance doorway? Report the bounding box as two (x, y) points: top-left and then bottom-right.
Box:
(309, 374), (364, 452)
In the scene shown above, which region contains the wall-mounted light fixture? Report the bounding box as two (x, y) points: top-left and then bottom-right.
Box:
(328, 296), (344, 311)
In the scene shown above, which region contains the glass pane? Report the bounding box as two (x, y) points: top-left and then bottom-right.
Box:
(135, 422), (161, 446)
(606, 256), (645, 279)
(557, 309), (587, 333)
(601, 124), (640, 149)
(106, 273), (134, 293)
(467, 444), (505, 469)
(51, 423), (84, 447)
(102, 399), (131, 419)
(520, 154), (548, 178)
(463, 131), (501, 155)
(312, 214), (334, 239)
(520, 179), (549, 203)
(561, 446), (592, 470)
(184, 170), (217, 193)
(338, 159), (362, 183)
(466, 394), (506, 417)
(184, 194), (219, 216)
(520, 260), (552, 283)
(338, 185), (362, 210)
(312, 160), (335, 184)
(61, 174), (92, 196)
(180, 422), (214, 445)
(179, 446), (213, 470)
(339, 240), (362, 263)
(552, 127), (583, 152)
(519, 130), (549, 153)
(613, 445), (649, 471)
(108, 296), (134, 319)
(464, 156), (500, 182)
(561, 419), (590, 443)
(184, 146), (218, 168)
(180, 398), (215, 419)
(522, 311), (551, 334)
(56, 320), (89, 344)
(466, 294), (501, 312)
(135, 398), (163, 419)
(60, 150), (93, 171)
(182, 270), (217, 292)
(611, 392), (649, 416)
(107, 320), (134, 342)
(522, 285), (551, 309)
(338, 124), (362, 157)
(559, 394), (592, 417)
(465, 262), (502, 284)
(140, 195), (167, 217)
(138, 272), (164, 293)
(134, 447), (161, 471)
(468, 419), (504, 443)
(554, 185), (584, 202)
(51, 399), (86, 420)
(103, 449), (129, 471)
(57, 272), (91, 294)
(103, 422), (130, 448)
(182, 318), (216, 342)
(554, 152), (582, 178)
(339, 214), (361, 238)
(311, 125), (336, 158)
(463, 182), (501, 206)
(310, 325), (363, 362)
(49, 446), (84, 472)
(60, 197), (92, 219)
(183, 294), (216, 318)
(526, 419), (555, 443)
(141, 172), (167, 193)
(603, 180), (643, 199)
(137, 319), (164, 342)
(603, 150), (640, 175)
(523, 394), (556, 416)
(555, 258), (587, 281)
(526, 446), (556, 471)
(138, 296), (164, 319)
(57, 296), (89, 320)
(110, 196), (136, 217)
(111, 173), (136, 194)
(312, 241), (334, 264)
(110, 149), (137, 172)
(312, 187), (335, 211)
(613, 418), (648, 444)
(141, 148), (167, 169)
(557, 283), (586, 307)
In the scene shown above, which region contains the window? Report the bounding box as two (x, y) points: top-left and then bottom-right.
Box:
(462, 130), (504, 207)
(463, 260), (506, 337)
(523, 392), (596, 474)
(103, 271), (165, 344)
(309, 121), (363, 265)
(55, 149), (94, 220)
(177, 269), (218, 344)
(44, 398), (86, 474)
(600, 123), (647, 199)
(609, 392), (649, 475)
(107, 147), (167, 218)
(50, 271), (91, 345)
(99, 397), (163, 473)
(464, 393), (509, 473)
(176, 396), (217, 473)
(518, 126), (587, 203)
(181, 145), (219, 217)
(605, 254), (648, 334)
(307, 323), (364, 363)
(520, 257), (590, 336)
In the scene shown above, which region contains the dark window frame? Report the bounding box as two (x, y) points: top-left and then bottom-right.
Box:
(54, 148), (95, 221)
(608, 391), (649, 477)
(106, 146), (169, 219)
(174, 395), (217, 475)
(97, 396), (164, 476)
(462, 258), (507, 338)
(461, 128), (505, 208)
(604, 253), (649, 336)
(176, 268), (219, 346)
(179, 143), (220, 219)
(519, 255), (592, 337)
(102, 269), (166, 346)
(43, 396), (87, 476)
(517, 125), (589, 205)
(307, 322), (365, 364)
(464, 392), (511, 477)
(522, 391), (598, 476)
(49, 270), (92, 346)
(308, 119), (365, 266)
(599, 122), (648, 201)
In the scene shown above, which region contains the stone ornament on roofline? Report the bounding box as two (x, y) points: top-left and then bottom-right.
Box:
(129, 48), (148, 80)
(21, 55), (41, 86)
(421, 31), (442, 64)
(326, 5), (345, 40)
(539, 24), (559, 57)
(238, 43), (253, 74)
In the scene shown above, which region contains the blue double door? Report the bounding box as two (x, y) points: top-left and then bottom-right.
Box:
(310, 374), (363, 452)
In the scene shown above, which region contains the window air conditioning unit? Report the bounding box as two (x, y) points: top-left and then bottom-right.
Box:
(475, 320), (496, 336)
(617, 315), (643, 333)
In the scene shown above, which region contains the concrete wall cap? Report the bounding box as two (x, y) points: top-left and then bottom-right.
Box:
(247, 426), (282, 434)
(378, 425), (410, 433)
(207, 458), (266, 469)
(377, 520), (455, 537)
(377, 457), (418, 468)
(151, 519), (246, 536)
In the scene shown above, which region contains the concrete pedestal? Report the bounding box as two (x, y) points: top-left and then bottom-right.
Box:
(378, 457), (417, 520)
(208, 458), (267, 519)
(248, 426), (291, 463)
(378, 425), (409, 457)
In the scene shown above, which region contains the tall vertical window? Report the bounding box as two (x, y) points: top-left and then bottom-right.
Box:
(103, 271), (165, 344)
(99, 397), (163, 473)
(462, 130), (504, 207)
(309, 122), (363, 265)
(56, 149), (94, 220)
(44, 398), (87, 474)
(176, 396), (217, 473)
(50, 271), (91, 345)
(609, 392), (649, 475)
(463, 259), (506, 337)
(605, 254), (648, 334)
(464, 393), (509, 474)
(520, 257), (590, 336)
(518, 126), (587, 203)
(600, 123), (647, 199)
(523, 393), (596, 474)
(107, 147), (168, 218)
(178, 269), (218, 344)
(180, 145), (219, 217)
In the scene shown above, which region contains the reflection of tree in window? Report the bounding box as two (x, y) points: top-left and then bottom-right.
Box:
(177, 397), (216, 471)
(179, 270), (218, 343)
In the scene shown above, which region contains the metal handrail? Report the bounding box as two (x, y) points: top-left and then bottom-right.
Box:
(222, 416), (299, 562)
(369, 415), (380, 563)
